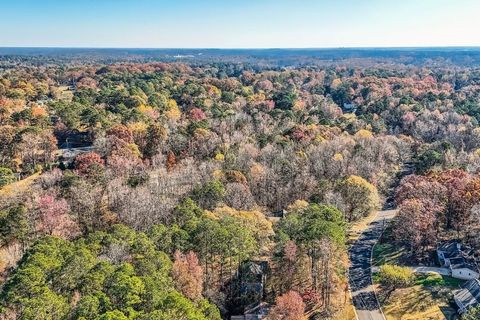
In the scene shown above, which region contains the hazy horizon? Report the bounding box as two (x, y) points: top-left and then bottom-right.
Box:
(1, 46), (480, 50)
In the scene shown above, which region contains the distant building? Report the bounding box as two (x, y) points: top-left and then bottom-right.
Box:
(54, 130), (95, 166)
(55, 130), (92, 149)
(231, 302), (270, 320)
(454, 279), (480, 314)
(437, 240), (479, 280)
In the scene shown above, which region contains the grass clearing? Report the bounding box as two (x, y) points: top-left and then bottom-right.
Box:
(372, 226), (408, 266)
(0, 173), (40, 197)
(332, 302), (356, 320)
(380, 284), (458, 320)
(415, 273), (464, 288)
(372, 224), (462, 319)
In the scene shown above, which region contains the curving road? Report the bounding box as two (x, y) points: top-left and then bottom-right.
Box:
(348, 209), (397, 320)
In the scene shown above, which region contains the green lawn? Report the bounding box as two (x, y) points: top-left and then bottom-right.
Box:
(372, 226), (408, 266)
(415, 273), (464, 289)
(372, 226), (463, 319)
(373, 273), (461, 320)
(380, 284), (458, 320)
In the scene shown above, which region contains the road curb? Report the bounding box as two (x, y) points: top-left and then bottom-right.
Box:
(349, 210), (397, 320)
(370, 216), (387, 320)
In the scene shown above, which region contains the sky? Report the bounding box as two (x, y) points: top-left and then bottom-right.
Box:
(0, 0), (479, 48)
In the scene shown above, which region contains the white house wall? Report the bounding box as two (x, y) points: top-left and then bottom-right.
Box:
(452, 268), (480, 280)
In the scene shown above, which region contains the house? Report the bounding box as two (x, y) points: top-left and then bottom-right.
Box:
(231, 261), (269, 320)
(454, 279), (480, 314)
(55, 130), (92, 149)
(437, 241), (479, 280)
(238, 261), (268, 298)
(54, 130), (95, 166)
(231, 302), (270, 320)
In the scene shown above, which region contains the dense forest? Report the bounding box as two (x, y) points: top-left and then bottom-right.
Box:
(1, 50), (480, 319)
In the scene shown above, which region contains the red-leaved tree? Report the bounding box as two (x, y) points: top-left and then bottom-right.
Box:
(171, 250), (203, 301)
(393, 198), (443, 254)
(37, 194), (78, 238)
(190, 108), (207, 121)
(74, 152), (105, 178)
(267, 290), (305, 320)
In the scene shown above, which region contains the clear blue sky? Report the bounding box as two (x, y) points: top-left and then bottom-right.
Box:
(1, 0), (479, 48)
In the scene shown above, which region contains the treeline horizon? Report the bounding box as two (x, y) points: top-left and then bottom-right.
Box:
(2, 47), (480, 66)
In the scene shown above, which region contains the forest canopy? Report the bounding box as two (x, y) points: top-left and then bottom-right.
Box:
(2, 50), (480, 319)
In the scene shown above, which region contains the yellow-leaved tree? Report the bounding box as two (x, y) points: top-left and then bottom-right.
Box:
(165, 99), (181, 121)
(338, 175), (380, 222)
(210, 206), (274, 250)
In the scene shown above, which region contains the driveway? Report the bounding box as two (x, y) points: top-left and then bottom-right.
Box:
(348, 209), (397, 320)
(371, 265), (451, 276)
(411, 266), (451, 276)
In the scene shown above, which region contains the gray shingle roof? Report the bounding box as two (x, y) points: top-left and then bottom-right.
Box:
(455, 279), (480, 310)
(438, 240), (478, 271)
(438, 240), (462, 258)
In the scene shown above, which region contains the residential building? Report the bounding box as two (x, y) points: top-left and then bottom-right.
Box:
(437, 241), (479, 280)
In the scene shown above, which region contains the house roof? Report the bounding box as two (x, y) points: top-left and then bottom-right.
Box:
(455, 279), (480, 310)
(241, 260), (268, 275)
(245, 302), (270, 316)
(438, 240), (462, 258)
(450, 257), (478, 271)
(438, 240), (478, 271)
(246, 262), (263, 275)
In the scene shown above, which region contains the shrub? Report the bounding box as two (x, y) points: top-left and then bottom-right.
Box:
(0, 167), (15, 187)
(378, 264), (414, 293)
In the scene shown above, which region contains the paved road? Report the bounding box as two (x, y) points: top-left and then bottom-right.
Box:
(348, 209), (397, 320)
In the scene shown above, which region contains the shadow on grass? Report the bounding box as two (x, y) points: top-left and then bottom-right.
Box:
(380, 274), (462, 320)
(372, 226), (409, 266)
(416, 273), (465, 289)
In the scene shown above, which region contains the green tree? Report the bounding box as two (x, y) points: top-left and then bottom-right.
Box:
(273, 86), (297, 110)
(143, 124), (166, 159)
(275, 203), (346, 306)
(19, 288), (70, 320)
(415, 148), (443, 174)
(54, 247), (96, 293)
(172, 198), (204, 230)
(75, 292), (110, 319)
(462, 305), (480, 320)
(277, 203), (346, 246)
(81, 261), (115, 294)
(192, 180), (225, 210)
(0, 167), (15, 187)
(148, 224), (190, 255)
(0, 205), (30, 246)
(0, 225), (219, 320)
(96, 310), (130, 320)
(105, 263), (145, 310)
(158, 291), (211, 320)
(338, 175), (380, 222)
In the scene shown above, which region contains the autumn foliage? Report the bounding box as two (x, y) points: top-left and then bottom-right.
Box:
(171, 250), (204, 301)
(3, 52), (480, 318)
(267, 290), (305, 320)
(74, 152), (105, 177)
(37, 194), (77, 238)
